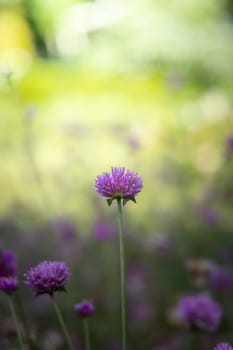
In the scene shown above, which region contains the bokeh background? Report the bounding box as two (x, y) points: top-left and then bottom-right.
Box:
(0, 0), (233, 349)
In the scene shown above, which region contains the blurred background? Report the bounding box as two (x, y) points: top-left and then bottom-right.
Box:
(0, 0), (233, 349)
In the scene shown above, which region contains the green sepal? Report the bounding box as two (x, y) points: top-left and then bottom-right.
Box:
(106, 196), (136, 206)
(107, 198), (113, 206)
(35, 286), (66, 297)
(123, 197), (136, 206)
(56, 286), (67, 293)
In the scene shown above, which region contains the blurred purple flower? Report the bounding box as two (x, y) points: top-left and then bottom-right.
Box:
(226, 134), (233, 154)
(74, 300), (95, 318)
(95, 167), (143, 204)
(24, 261), (71, 296)
(0, 277), (19, 295)
(93, 219), (117, 241)
(53, 217), (77, 241)
(217, 247), (233, 263)
(53, 218), (80, 263)
(0, 248), (17, 277)
(129, 298), (152, 323)
(172, 293), (222, 332)
(214, 343), (233, 350)
(127, 264), (147, 296)
(143, 233), (174, 257)
(200, 207), (219, 226)
(209, 266), (233, 292)
(152, 233), (173, 252)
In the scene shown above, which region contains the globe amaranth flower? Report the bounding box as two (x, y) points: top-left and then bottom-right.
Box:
(24, 261), (71, 296)
(172, 293), (222, 332)
(0, 277), (19, 295)
(0, 248), (17, 277)
(95, 167), (143, 206)
(214, 343), (233, 350)
(74, 300), (95, 318)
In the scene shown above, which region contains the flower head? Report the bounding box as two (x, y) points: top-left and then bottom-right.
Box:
(0, 277), (19, 295)
(214, 343), (233, 350)
(172, 293), (222, 332)
(24, 261), (71, 296)
(95, 167), (143, 206)
(74, 300), (95, 318)
(0, 248), (17, 277)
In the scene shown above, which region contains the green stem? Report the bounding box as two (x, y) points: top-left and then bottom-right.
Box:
(117, 198), (127, 350)
(15, 293), (39, 350)
(52, 298), (74, 350)
(190, 331), (202, 350)
(8, 295), (25, 350)
(83, 318), (91, 350)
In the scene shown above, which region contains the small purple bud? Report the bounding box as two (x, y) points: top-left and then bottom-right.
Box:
(74, 300), (95, 318)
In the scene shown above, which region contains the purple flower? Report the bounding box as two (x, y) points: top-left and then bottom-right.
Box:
(200, 207), (219, 226)
(149, 233), (173, 254)
(173, 293), (222, 332)
(74, 300), (95, 318)
(24, 261), (71, 296)
(209, 267), (233, 292)
(93, 219), (117, 240)
(127, 264), (147, 296)
(214, 343), (233, 350)
(95, 167), (143, 205)
(53, 217), (77, 241)
(0, 277), (19, 295)
(226, 134), (233, 153)
(0, 249), (17, 277)
(129, 298), (152, 323)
